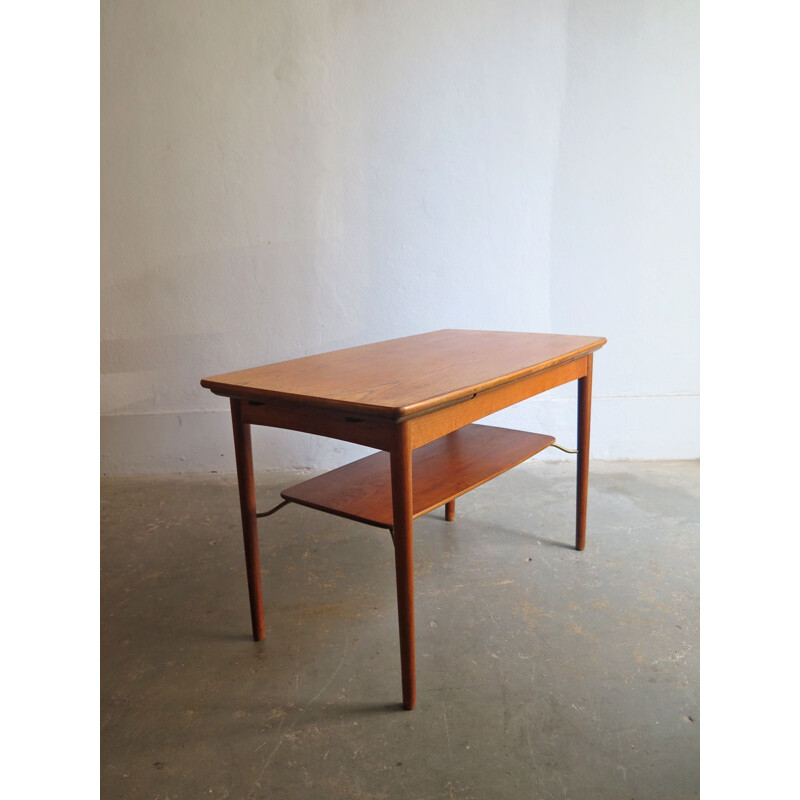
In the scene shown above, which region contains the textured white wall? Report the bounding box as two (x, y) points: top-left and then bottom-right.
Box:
(101, 0), (698, 475)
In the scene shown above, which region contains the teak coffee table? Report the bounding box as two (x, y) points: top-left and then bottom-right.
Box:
(201, 329), (606, 709)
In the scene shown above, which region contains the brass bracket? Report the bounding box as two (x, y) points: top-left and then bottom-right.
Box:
(548, 442), (578, 455)
(256, 499), (292, 518)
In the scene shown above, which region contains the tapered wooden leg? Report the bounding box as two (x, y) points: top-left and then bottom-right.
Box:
(576, 355), (593, 551)
(390, 424), (416, 710)
(231, 399), (265, 641)
(445, 500), (455, 522)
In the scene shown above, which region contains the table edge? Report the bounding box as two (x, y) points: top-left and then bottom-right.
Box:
(200, 337), (606, 420)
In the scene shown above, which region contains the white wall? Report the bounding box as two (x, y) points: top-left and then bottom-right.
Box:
(101, 0), (698, 475)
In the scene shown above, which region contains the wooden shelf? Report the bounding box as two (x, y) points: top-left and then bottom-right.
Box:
(280, 424), (554, 529)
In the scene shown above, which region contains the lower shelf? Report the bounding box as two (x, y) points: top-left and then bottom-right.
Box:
(280, 423), (554, 529)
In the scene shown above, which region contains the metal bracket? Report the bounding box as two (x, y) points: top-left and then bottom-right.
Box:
(256, 499), (291, 518)
(548, 442), (579, 454)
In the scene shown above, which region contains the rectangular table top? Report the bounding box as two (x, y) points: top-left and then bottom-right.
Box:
(200, 329), (605, 419)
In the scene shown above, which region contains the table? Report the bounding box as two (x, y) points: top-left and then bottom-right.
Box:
(201, 329), (606, 709)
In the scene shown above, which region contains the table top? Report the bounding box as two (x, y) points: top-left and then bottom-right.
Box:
(201, 329), (605, 419)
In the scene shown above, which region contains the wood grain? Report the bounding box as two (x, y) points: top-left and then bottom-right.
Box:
(280, 424), (555, 528)
(201, 330), (606, 419)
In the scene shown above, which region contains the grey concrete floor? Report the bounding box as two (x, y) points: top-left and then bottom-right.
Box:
(101, 460), (699, 800)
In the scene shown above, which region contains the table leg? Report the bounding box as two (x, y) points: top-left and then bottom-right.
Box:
(390, 424), (416, 710)
(576, 354), (593, 551)
(445, 500), (455, 522)
(231, 399), (266, 641)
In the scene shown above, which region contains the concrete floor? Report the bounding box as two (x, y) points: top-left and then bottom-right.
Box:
(101, 460), (698, 800)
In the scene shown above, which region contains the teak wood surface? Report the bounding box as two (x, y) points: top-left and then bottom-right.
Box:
(201, 329), (604, 418)
(203, 329), (606, 710)
(281, 424), (555, 528)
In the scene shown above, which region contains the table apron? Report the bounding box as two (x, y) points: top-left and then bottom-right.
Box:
(407, 356), (589, 449)
(239, 355), (588, 452)
(240, 400), (395, 450)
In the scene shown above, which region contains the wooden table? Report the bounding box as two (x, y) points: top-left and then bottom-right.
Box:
(201, 329), (606, 709)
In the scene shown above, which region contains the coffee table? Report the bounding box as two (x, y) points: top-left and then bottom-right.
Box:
(201, 329), (606, 709)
